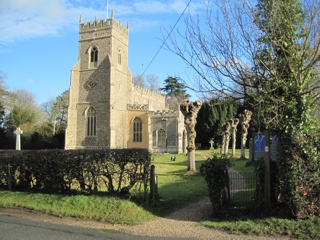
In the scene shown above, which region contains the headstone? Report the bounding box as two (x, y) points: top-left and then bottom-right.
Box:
(209, 139), (214, 150)
(14, 127), (23, 150)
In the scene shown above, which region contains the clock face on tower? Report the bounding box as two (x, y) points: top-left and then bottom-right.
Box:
(85, 78), (97, 90)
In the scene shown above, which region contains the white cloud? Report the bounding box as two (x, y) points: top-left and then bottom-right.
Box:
(0, 0), (203, 43)
(111, 0), (194, 15)
(0, 0), (74, 43)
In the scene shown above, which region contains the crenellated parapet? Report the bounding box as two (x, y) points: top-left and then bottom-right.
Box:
(132, 85), (165, 100)
(79, 13), (128, 36)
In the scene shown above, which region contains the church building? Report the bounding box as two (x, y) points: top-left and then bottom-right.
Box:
(65, 12), (186, 153)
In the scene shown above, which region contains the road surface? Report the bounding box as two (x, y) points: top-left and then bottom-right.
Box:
(0, 215), (194, 240)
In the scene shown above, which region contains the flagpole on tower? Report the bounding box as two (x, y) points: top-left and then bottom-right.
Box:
(106, 0), (109, 19)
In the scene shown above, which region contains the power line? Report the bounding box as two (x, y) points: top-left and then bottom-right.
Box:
(138, 0), (192, 79)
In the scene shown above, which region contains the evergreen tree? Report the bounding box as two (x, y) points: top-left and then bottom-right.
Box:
(161, 76), (191, 109)
(195, 98), (239, 149)
(6, 106), (36, 130)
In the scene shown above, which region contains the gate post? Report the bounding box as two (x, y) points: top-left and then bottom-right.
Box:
(149, 165), (158, 206)
(264, 130), (271, 215)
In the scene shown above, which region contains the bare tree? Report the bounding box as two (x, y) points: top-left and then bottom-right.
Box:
(163, 0), (320, 119)
(133, 74), (161, 92)
(145, 74), (160, 92)
(42, 90), (69, 135)
(163, 0), (259, 100)
(133, 74), (145, 88)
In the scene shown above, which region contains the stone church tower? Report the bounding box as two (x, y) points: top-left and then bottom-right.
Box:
(65, 12), (186, 153)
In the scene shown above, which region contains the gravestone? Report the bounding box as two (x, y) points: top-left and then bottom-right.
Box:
(14, 127), (23, 150)
(209, 139), (214, 150)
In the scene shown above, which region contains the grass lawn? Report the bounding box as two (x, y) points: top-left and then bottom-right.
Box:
(0, 149), (319, 239)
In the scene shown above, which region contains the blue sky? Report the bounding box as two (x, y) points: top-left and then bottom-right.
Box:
(0, 0), (203, 104)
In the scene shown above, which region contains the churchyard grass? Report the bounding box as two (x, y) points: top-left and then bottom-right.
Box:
(147, 152), (208, 215)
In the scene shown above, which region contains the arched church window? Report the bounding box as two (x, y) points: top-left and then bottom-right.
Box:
(87, 107), (96, 136)
(133, 117), (142, 142)
(152, 130), (157, 146)
(90, 47), (98, 68)
(118, 48), (122, 64)
(158, 129), (166, 147)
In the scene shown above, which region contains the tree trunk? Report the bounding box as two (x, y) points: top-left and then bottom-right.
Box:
(230, 118), (239, 157)
(180, 100), (202, 173)
(239, 110), (252, 159)
(224, 121), (231, 155)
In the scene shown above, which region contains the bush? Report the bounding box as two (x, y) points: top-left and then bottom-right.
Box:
(200, 154), (232, 215)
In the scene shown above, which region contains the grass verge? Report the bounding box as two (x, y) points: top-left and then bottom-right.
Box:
(201, 217), (320, 239)
(0, 151), (209, 224)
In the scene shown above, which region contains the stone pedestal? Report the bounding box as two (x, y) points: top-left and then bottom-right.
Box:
(14, 127), (23, 151)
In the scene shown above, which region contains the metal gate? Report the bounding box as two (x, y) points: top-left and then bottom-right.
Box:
(227, 169), (257, 204)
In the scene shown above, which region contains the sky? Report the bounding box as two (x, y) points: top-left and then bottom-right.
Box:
(0, 0), (204, 105)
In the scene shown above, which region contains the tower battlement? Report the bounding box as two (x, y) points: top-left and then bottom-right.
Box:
(79, 13), (128, 35)
(133, 85), (165, 100)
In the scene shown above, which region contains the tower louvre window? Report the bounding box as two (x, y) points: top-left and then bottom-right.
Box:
(133, 117), (142, 142)
(87, 107), (96, 136)
(90, 47), (98, 68)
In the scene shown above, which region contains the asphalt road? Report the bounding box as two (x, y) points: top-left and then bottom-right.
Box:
(0, 215), (195, 240)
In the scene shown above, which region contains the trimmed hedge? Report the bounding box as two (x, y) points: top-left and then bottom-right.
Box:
(0, 149), (151, 198)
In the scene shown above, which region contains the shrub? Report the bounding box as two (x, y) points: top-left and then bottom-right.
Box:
(200, 154), (232, 215)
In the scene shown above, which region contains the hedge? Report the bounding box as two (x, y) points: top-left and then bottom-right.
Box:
(0, 148), (151, 199)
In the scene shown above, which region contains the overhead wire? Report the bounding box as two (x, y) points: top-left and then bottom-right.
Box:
(138, 0), (192, 80)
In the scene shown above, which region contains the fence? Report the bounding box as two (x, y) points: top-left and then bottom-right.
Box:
(227, 169), (257, 204)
